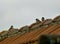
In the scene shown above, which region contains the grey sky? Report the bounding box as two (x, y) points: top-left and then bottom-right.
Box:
(0, 0), (60, 31)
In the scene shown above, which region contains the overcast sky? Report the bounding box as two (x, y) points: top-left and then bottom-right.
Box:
(0, 0), (60, 31)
